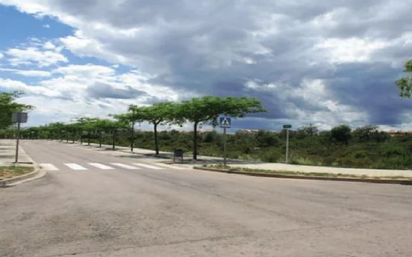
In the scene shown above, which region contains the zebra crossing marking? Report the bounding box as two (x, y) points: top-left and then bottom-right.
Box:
(133, 163), (164, 170)
(39, 163), (59, 171)
(110, 163), (140, 170)
(64, 163), (87, 171)
(88, 163), (114, 170)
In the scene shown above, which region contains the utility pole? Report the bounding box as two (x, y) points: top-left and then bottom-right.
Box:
(15, 121), (21, 163)
(12, 112), (28, 163)
(219, 113), (231, 167)
(223, 126), (227, 167)
(131, 108), (135, 152)
(283, 124), (292, 164)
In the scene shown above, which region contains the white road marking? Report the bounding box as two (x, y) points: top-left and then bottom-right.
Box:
(64, 163), (88, 171)
(154, 163), (187, 170)
(133, 163), (164, 170)
(88, 163), (114, 170)
(111, 163), (140, 170)
(39, 163), (59, 171)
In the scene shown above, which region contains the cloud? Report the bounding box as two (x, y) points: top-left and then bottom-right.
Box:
(86, 82), (147, 99)
(1, 0), (412, 129)
(0, 52), (3, 59)
(0, 68), (51, 77)
(6, 46), (68, 67)
(43, 24), (50, 28)
(0, 78), (62, 97)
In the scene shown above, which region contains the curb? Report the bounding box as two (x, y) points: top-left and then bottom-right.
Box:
(193, 167), (412, 185)
(0, 164), (42, 188)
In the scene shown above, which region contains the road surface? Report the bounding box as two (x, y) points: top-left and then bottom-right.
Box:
(1, 140), (411, 257)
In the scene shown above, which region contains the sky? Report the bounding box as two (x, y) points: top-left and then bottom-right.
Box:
(0, 0), (412, 132)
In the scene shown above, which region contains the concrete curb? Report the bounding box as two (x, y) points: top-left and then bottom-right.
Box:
(0, 164), (42, 188)
(193, 167), (412, 185)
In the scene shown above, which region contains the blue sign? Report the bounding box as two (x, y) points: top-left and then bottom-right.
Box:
(219, 116), (231, 128)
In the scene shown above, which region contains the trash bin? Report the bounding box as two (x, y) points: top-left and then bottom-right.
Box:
(173, 149), (184, 163)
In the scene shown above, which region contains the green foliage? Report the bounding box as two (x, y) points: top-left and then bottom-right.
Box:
(396, 60), (412, 97)
(177, 96), (266, 159)
(4, 92), (412, 170)
(0, 91), (33, 130)
(297, 124), (319, 139)
(331, 125), (352, 144)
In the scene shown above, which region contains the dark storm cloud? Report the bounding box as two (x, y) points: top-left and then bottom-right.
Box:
(325, 63), (412, 125)
(86, 82), (147, 99)
(6, 0), (412, 127)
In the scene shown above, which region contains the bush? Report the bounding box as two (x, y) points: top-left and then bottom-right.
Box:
(260, 149), (281, 162)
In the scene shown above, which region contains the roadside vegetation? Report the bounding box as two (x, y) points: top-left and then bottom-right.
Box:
(0, 166), (33, 180)
(1, 60), (412, 170)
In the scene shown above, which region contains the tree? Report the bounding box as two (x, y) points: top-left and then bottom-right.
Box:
(47, 122), (66, 141)
(331, 125), (352, 144)
(94, 119), (128, 150)
(297, 124), (319, 138)
(115, 105), (147, 152)
(93, 119), (117, 148)
(137, 102), (179, 155)
(77, 118), (100, 146)
(352, 125), (378, 142)
(178, 96), (266, 160)
(0, 92), (33, 130)
(396, 60), (412, 97)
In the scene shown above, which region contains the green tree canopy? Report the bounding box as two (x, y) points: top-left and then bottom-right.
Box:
(0, 91), (33, 130)
(178, 96), (266, 159)
(331, 125), (352, 144)
(138, 102), (179, 155)
(396, 60), (412, 97)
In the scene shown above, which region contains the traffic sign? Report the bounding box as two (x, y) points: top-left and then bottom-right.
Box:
(283, 124), (292, 129)
(219, 116), (231, 128)
(12, 112), (28, 123)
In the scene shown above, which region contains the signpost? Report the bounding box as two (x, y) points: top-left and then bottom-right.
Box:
(219, 116), (232, 166)
(283, 124), (292, 164)
(12, 112), (28, 163)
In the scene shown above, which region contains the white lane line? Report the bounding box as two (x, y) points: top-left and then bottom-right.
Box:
(88, 163), (114, 170)
(154, 163), (187, 170)
(64, 163), (88, 171)
(133, 163), (164, 170)
(39, 163), (59, 171)
(110, 163), (140, 170)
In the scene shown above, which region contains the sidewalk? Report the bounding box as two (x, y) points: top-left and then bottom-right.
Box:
(230, 163), (412, 178)
(0, 139), (33, 165)
(57, 140), (412, 178)
(63, 141), (258, 165)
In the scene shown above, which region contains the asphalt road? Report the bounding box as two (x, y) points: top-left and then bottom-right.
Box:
(1, 140), (411, 257)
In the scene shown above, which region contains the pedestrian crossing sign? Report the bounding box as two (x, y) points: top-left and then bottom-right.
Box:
(219, 116), (231, 128)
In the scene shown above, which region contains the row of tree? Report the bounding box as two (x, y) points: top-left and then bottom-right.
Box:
(0, 96), (266, 160)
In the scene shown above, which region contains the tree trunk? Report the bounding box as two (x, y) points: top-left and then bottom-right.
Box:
(80, 134), (83, 144)
(131, 122), (135, 152)
(88, 132), (91, 146)
(72, 133), (75, 143)
(99, 130), (102, 148)
(154, 123), (159, 155)
(112, 130), (116, 150)
(193, 122), (198, 160)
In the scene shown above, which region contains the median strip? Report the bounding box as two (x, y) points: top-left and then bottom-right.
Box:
(194, 165), (412, 185)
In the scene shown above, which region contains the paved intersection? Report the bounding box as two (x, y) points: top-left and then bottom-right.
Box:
(1, 140), (411, 257)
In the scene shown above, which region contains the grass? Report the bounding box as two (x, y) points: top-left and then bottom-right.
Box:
(0, 166), (34, 180)
(204, 165), (412, 180)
